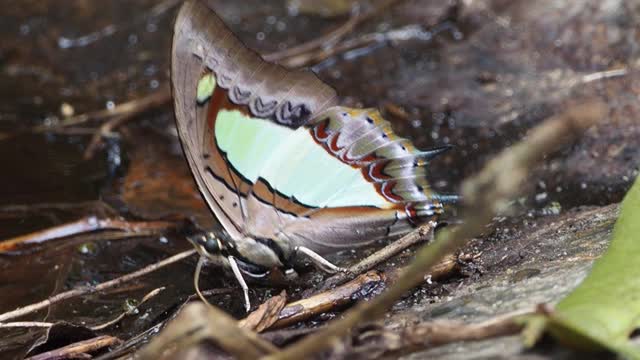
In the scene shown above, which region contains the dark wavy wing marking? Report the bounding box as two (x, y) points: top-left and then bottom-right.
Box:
(175, 0), (338, 128)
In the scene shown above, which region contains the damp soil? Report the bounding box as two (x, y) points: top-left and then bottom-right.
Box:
(1, 0), (639, 359)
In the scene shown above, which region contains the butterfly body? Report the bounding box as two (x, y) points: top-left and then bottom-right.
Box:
(172, 0), (454, 309)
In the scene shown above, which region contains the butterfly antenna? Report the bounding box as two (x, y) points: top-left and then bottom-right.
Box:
(194, 255), (215, 308)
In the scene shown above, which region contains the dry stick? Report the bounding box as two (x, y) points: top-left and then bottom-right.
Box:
(320, 221), (436, 291)
(90, 287), (166, 331)
(0, 200), (118, 215)
(264, 0), (407, 63)
(82, 87), (173, 159)
(278, 30), (380, 69)
(279, 22), (442, 69)
(370, 308), (534, 357)
(25, 335), (122, 360)
(35, 86), (172, 131)
(272, 253), (459, 330)
(0, 249), (196, 323)
(0, 321), (53, 328)
(265, 101), (607, 360)
(273, 271), (385, 330)
(0, 216), (177, 253)
(264, 16), (359, 64)
(82, 113), (131, 159)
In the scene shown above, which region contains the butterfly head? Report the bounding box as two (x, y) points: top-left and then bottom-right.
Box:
(188, 232), (224, 260)
(187, 231), (273, 278)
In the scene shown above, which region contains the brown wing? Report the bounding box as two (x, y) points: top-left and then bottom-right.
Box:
(171, 0), (339, 238)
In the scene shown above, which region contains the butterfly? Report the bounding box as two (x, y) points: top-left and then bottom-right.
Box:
(171, 0), (455, 311)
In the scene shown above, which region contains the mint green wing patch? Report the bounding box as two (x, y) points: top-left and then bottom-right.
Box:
(214, 109), (383, 208)
(258, 126), (385, 208)
(196, 73), (217, 104)
(215, 109), (291, 183)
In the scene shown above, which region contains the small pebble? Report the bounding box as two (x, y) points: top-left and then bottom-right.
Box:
(60, 102), (75, 117)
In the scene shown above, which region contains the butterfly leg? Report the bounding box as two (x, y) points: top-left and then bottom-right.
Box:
(295, 246), (345, 274)
(227, 255), (252, 312)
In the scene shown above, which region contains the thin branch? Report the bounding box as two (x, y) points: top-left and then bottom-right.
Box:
(581, 68), (627, 83)
(35, 86), (171, 131)
(25, 335), (122, 360)
(272, 271), (385, 330)
(0, 216), (178, 253)
(265, 101), (607, 360)
(0, 321), (53, 328)
(320, 221), (436, 290)
(264, 0), (407, 63)
(0, 249), (196, 323)
(272, 253), (460, 330)
(80, 87), (171, 159)
(353, 308), (533, 357)
(264, 16), (360, 64)
(0, 201), (118, 216)
(90, 287), (166, 331)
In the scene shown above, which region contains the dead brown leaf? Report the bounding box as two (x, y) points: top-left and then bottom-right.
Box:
(239, 291), (288, 333)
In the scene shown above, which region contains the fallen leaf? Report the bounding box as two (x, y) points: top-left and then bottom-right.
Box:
(239, 291), (287, 333)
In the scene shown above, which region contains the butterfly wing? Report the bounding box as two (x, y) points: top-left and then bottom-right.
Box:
(276, 107), (454, 254)
(172, 0), (453, 257)
(171, 0), (337, 239)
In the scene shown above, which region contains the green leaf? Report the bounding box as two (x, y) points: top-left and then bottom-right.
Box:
(525, 175), (640, 358)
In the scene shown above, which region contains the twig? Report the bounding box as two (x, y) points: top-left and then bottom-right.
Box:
(265, 101), (607, 360)
(272, 253), (460, 330)
(353, 308), (533, 357)
(264, 0), (407, 64)
(186, 287), (237, 301)
(137, 302), (277, 360)
(25, 335), (122, 360)
(320, 221), (436, 290)
(581, 68), (627, 83)
(90, 287), (166, 331)
(264, 16), (360, 64)
(0, 201), (118, 216)
(273, 271), (385, 330)
(35, 86), (171, 131)
(82, 87), (172, 159)
(0, 321), (53, 328)
(291, 21), (459, 69)
(0, 216), (178, 253)
(0, 249), (196, 323)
